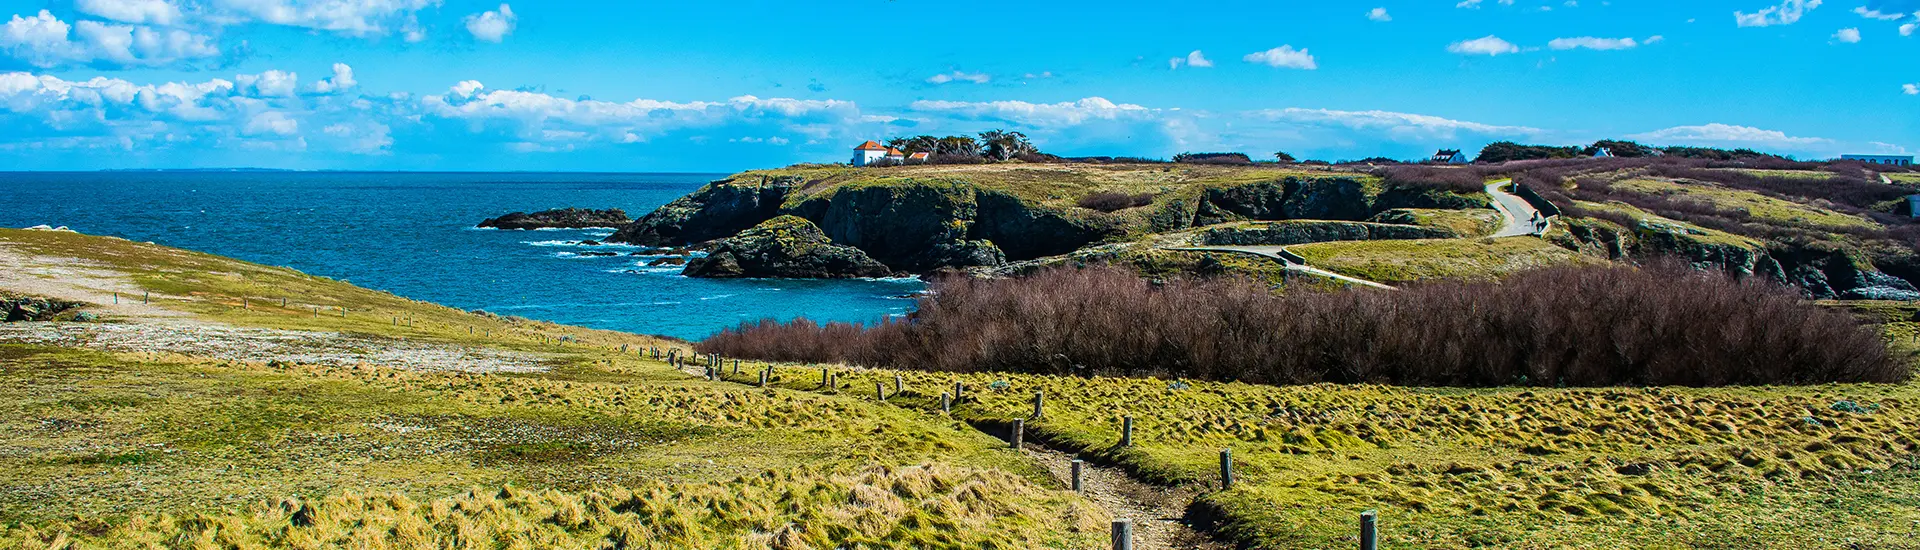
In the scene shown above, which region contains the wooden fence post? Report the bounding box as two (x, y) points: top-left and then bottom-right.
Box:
(758, 369), (768, 388)
(1360, 510), (1377, 550)
(1033, 392), (1044, 419)
(1122, 416), (1133, 447)
(1111, 520), (1132, 550)
(953, 382), (964, 402)
(1071, 459), (1085, 493)
(940, 392), (951, 413)
(1011, 419), (1024, 449)
(876, 382), (885, 400)
(894, 374), (903, 395)
(1220, 449), (1234, 490)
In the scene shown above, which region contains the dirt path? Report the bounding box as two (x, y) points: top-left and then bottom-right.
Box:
(681, 365), (1230, 549)
(1025, 445), (1226, 550)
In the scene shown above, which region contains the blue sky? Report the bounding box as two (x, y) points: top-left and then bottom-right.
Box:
(0, 0), (1914, 171)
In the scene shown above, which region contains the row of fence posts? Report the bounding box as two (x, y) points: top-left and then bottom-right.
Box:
(679, 360), (1385, 550)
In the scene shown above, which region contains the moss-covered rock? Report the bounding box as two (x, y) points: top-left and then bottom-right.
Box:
(682, 216), (894, 279)
(608, 176), (800, 246)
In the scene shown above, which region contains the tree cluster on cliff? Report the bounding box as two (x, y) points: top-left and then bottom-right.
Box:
(884, 130), (1044, 163)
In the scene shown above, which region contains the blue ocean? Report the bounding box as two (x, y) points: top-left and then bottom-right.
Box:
(0, 171), (923, 340)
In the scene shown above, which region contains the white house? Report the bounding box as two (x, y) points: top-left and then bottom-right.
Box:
(1841, 154), (1914, 167)
(852, 141), (912, 166)
(1431, 149), (1468, 164)
(852, 141), (890, 166)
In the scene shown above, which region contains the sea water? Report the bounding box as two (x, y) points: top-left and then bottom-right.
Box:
(0, 171), (923, 340)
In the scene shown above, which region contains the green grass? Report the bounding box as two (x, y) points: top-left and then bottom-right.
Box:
(1611, 178), (1879, 231)
(1385, 208), (1505, 237)
(1571, 200), (1763, 248)
(0, 230), (1109, 549)
(754, 364), (1920, 549)
(1289, 237), (1596, 283)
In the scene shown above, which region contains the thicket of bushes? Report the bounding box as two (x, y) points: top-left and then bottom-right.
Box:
(700, 266), (1904, 387)
(1371, 165), (1488, 194)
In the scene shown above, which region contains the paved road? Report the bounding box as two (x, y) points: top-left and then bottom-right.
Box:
(1165, 245), (1396, 290)
(1165, 179), (1551, 289)
(1485, 179), (1548, 237)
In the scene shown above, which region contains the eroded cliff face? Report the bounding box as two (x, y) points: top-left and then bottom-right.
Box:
(610, 173), (1485, 278)
(1551, 218), (1920, 300)
(613, 177), (1108, 276)
(606, 176), (801, 246)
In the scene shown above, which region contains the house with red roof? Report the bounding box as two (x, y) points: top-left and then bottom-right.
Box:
(852, 141), (911, 166)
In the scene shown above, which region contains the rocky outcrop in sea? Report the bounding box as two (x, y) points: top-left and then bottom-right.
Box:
(478, 208), (631, 230)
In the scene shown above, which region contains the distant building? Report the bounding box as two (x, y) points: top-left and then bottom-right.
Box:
(852, 141), (918, 166)
(1842, 154), (1914, 166)
(907, 152), (930, 163)
(1431, 149), (1468, 164)
(852, 141), (890, 166)
(1593, 147), (1614, 159)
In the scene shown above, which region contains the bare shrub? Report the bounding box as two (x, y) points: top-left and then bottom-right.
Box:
(699, 265), (1904, 387)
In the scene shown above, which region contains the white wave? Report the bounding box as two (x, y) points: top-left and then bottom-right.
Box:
(524, 239), (644, 250)
(699, 294), (736, 301)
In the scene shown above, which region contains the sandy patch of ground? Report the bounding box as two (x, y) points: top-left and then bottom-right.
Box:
(0, 320), (548, 373)
(0, 240), (182, 318)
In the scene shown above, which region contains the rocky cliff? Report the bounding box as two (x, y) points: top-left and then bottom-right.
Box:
(1551, 216), (1920, 300)
(681, 216), (894, 279)
(478, 208), (631, 230)
(608, 168), (1488, 279)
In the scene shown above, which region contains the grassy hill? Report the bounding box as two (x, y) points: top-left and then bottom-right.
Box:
(0, 228), (1108, 549)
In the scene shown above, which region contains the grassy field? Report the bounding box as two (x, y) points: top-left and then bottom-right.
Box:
(0, 229), (1108, 549)
(1609, 178), (1879, 232)
(748, 364), (1920, 549)
(1289, 237), (1595, 284)
(751, 163), (1367, 211)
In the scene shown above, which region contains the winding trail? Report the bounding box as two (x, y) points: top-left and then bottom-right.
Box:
(1484, 179), (1549, 237)
(675, 361), (1227, 549)
(1165, 179), (1548, 289)
(1025, 445), (1225, 550)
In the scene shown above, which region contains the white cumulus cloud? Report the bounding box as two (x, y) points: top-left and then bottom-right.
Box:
(464, 4), (517, 43)
(1367, 7), (1391, 21)
(1905, 83), (1918, 94)
(1448, 35), (1520, 55)
(311, 63), (356, 94)
(1631, 123), (1831, 145)
(1242, 45), (1317, 69)
(0, 10), (219, 69)
(1735, 0), (1823, 27)
(237, 69), (297, 97)
(1549, 36), (1643, 50)
(926, 70), (990, 84)
(75, 0), (182, 26)
(1834, 27), (1862, 42)
(1169, 50), (1212, 69)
